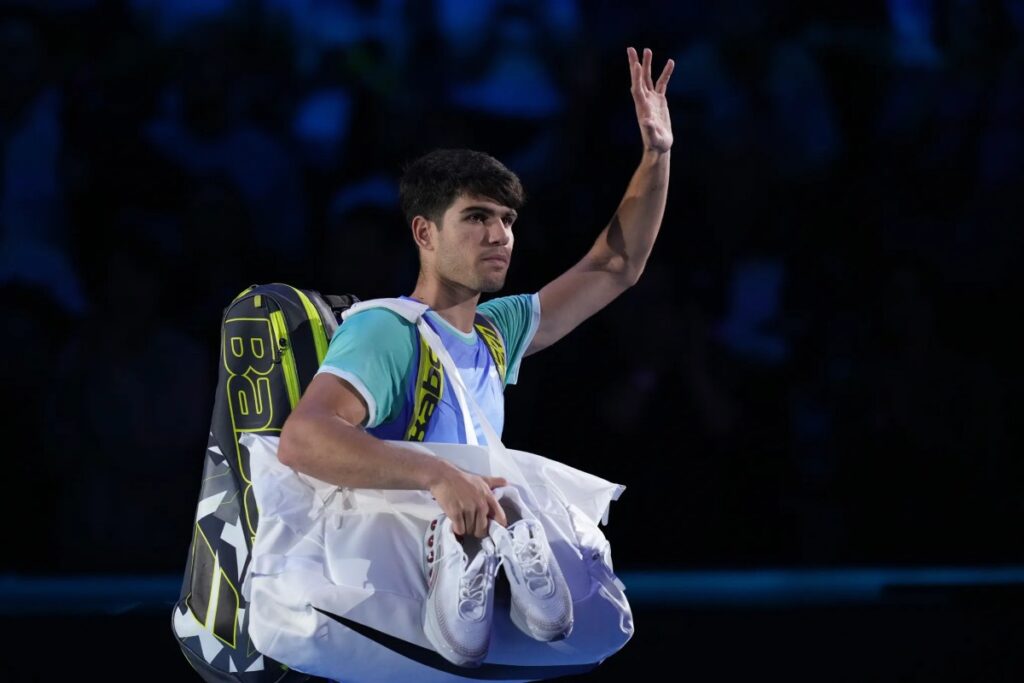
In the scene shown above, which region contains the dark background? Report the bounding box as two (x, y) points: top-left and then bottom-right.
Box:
(1, 0), (1022, 680)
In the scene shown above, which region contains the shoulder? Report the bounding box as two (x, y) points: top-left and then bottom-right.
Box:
(323, 307), (417, 369)
(333, 307), (415, 341)
(477, 293), (539, 325)
(320, 305), (418, 428)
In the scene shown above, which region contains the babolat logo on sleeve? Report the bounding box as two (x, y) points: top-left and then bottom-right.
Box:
(406, 336), (444, 441)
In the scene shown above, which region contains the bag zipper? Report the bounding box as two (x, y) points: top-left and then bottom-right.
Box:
(268, 304), (300, 410)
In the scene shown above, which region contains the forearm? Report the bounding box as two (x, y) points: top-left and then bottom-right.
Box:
(278, 411), (451, 490)
(596, 148), (670, 283)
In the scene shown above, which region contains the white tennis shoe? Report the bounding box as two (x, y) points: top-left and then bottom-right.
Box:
(422, 514), (501, 667)
(491, 486), (574, 642)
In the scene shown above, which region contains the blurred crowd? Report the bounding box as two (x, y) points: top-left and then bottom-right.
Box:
(1, 0), (1020, 574)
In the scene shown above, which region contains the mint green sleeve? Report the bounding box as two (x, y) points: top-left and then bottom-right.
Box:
(477, 293), (541, 386)
(315, 308), (416, 428)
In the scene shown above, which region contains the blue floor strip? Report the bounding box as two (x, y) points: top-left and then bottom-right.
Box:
(1, 567), (1023, 615)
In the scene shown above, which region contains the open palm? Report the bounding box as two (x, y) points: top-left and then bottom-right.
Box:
(628, 47), (675, 153)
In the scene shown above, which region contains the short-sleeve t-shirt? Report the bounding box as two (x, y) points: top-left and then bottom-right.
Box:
(316, 294), (541, 444)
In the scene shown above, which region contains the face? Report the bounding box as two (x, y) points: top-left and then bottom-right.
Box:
(425, 193), (517, 293)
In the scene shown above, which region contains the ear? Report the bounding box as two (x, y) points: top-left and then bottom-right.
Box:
(411, 215), (436, 251)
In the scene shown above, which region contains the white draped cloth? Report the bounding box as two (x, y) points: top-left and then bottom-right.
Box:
(242, 299), (633, 682)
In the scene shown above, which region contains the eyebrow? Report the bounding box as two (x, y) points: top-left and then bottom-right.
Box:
(460, 205), (518, 221)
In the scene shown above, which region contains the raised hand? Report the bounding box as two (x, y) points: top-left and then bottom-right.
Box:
(627, 47), (675, 154)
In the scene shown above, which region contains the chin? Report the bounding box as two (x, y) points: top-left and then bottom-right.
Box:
(479, 278), (506, 294)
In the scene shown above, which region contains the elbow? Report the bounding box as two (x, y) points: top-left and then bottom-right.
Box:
(620, 263), (644, 288)
(611, 258), (644, 289)
(594, 252), (644, 289)
(277, 415), (306, 468)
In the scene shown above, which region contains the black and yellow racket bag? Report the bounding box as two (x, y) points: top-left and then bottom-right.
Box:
(171, 284), (356, 682)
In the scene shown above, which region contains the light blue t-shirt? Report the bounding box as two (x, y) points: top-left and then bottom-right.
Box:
(316, 294), (541, 444)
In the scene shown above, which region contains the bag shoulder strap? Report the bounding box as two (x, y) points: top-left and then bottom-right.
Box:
(341, 299), (509, 448)
(310, 291), (360, 337)
(473, 312), (507, 384)
(341, 299), (443, 442)
(343, 297), (426, 323)
(404, 330), (444, 442)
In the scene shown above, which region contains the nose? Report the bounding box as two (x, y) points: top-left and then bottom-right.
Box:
(485, 219), (511, 246)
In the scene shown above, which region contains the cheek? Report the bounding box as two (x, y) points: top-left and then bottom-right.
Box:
(452, 230), (480, 257)
(437, 236), (468, 271)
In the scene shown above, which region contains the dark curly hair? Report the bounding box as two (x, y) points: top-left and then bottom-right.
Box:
(399, 149), (525, 226)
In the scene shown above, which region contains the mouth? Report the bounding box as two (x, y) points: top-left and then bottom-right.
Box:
(481, 255), (509, 266)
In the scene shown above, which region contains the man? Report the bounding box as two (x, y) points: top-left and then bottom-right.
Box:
(277, 46), (673, 541)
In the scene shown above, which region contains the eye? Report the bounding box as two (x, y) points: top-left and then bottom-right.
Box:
(467, 213), (486, 223)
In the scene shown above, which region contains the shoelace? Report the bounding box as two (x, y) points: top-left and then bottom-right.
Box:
(511, 528), (553, 594)
(458, 567), (491, 620)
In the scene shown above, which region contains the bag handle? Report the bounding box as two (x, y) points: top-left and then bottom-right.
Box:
(342, 298), (481, 446)
(342, 298), (530, 482)
(342, 298), (497, 447)
(416, 317), (533, 486)
(414, 318), (499, 449)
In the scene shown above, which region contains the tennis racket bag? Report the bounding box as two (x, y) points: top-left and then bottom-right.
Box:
(171, 283), (357, 682)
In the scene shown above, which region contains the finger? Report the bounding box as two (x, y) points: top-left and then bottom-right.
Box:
(655, 58), (675, 94)
(484, 476), (507, 489)
(488, 493), (508, 528)
(450, 514), (465, 537)
(627, 48), (640, 90)
(474, 505), (489, 538)
(631, 61), (644, 94)
(627, 46), (639, 67)
(642, 48), (654, 90)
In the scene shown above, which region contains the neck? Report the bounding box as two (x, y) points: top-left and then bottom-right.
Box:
(409, 273), (481, 334)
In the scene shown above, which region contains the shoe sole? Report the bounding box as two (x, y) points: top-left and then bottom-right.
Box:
(422, 596), (486, 667)
(509, 598), (572, 643)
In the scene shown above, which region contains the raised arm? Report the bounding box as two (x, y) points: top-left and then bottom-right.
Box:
(527, 47), (674, 355)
